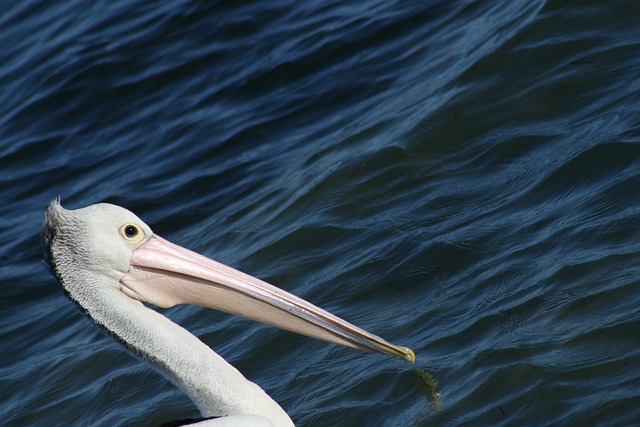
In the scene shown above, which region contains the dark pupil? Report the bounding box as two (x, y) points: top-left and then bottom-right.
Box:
(125, 225), (138, 238)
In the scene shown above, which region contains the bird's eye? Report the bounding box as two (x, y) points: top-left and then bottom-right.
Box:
(120, 224), (144, 244)
(124, 225), (137, 237)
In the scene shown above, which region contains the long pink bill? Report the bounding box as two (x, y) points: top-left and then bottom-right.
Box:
(119, 235), (415, 363)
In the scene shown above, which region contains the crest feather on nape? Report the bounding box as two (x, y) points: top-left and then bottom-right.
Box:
(42, 197), (64, 276)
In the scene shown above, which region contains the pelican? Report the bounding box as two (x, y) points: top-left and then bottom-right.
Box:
(43, 200), (414, 426)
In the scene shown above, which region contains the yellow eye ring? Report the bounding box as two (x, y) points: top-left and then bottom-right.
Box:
(120, 223), (144, 244)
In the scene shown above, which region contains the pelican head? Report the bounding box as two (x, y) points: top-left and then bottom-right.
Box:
(44, 200), (415, 362)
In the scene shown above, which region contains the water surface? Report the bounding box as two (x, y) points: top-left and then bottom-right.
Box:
(1, 1), (640, 426)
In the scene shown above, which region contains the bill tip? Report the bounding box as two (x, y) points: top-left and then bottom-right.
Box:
(403, 347), (416, 363)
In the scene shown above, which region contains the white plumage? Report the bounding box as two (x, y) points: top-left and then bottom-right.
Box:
(44, 200), (413, 426)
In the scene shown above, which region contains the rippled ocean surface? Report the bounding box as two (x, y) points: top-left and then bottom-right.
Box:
(2, 1), (640, 426)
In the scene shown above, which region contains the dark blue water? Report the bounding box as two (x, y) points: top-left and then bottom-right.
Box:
(2, 1), (640, 425)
